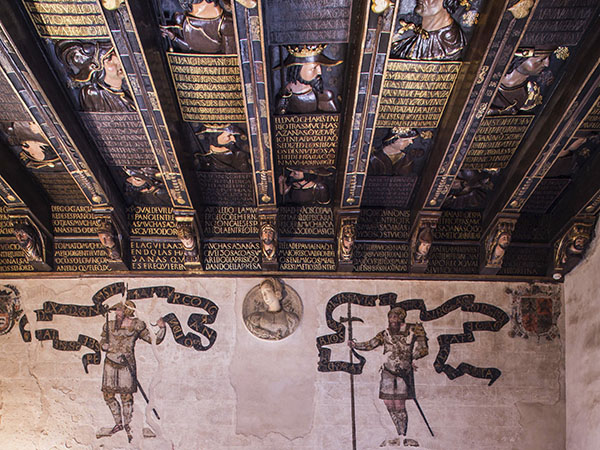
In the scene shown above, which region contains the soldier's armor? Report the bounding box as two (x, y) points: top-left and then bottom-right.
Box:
(276, 87), (337, 114)
(171, 11), (235, 54)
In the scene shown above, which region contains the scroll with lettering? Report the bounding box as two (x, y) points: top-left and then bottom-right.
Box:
(317, 293), (509, 385)
(31, 282), (219, 372)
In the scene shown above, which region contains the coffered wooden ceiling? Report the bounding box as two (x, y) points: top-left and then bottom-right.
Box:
(0, 0), (598, 280)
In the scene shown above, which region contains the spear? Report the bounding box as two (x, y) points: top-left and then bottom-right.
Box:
(341, 300), (364, 450)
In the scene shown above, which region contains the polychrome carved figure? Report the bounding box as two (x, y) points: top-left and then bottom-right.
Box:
(56, 41), (136, 113)
(279, 167), (331, 205)
(391, 0), (466, 61)
(488, 47), (556, 115)
(2, 121), (60, 170)
(368, 127), (423, 176)
(275, 44), (342, 114)
(194, 123), (251, 172)
(161, 0), (236, 54)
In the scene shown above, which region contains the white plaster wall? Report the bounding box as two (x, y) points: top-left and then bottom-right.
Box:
(0, 277), (564, 450)
(564, 221), (600, 450)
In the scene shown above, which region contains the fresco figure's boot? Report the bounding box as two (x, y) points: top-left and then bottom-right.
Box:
(106, 397), (123, 434)
(389, 408), (408, 436)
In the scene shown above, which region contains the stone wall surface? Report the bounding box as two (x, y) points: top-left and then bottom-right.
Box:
(565, 220), (600, 450)
(0, 277), (564, 450)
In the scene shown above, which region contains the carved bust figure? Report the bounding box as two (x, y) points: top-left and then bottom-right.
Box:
(275, 44), (342, 114)
(243, 278), (302, 341)
(391, 0), (465, 61)
(161, 0), (236, 54)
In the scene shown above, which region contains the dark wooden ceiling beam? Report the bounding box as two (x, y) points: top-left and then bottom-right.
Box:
(126, 0), (204, 213)
(0, 143), (52, 234)
(543, 156), (600, 243)
(0, 3), (127, 229)
(410, 0), (521, 225)
(481, 18), (600, 238)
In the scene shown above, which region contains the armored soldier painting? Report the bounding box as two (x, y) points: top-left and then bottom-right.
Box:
(100, 301), (166, 442)
(349, 306), (428, 447)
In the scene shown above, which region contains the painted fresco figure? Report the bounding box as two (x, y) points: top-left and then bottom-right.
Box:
(391, 0), (466, 61)
(160, 0), (236, 54)
(244, 278), (300, 341)
(275, 44), (342, 114)
(279, 167), (331, 205)
(56, 41), (136, 113)
(349, 306), (428, 446)
(488, 47), (555, 115)
(368, 127), (422, 176)
(100, 301), (166, 442)
(194, 124), (251, 172)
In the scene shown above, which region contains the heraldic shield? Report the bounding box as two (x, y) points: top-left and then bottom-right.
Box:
(520, 297), (553, 335)
(0, 285), (22, 336)
(508, 285), (561, 341)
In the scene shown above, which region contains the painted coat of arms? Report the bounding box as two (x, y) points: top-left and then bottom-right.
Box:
(0, 285), (22, 336)
(507, 284), (561, 340)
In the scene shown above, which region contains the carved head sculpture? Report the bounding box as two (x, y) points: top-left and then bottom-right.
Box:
(278, 44), (342, 91)
(383, 127), (419, 153)
(415, 0), (460, 18)
(196, 123), (245, 151)
(259, 278), (284, 312)
(415, 225), (434, 260)
(176, 221), (197, 251)
(56, 41), (117, 83)
(97, 219), (121, 260)
(340, 223), (355, 257)
(260, 222), (277, 259)
(510, 47), (555, 77)
(13, 221), (43, 262)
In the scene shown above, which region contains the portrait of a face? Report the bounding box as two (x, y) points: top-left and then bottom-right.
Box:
(102, 52), (126, 87)
(243, 279), (303, 341)
(415, 0), (445, 17)
(216, 130), (237, 147)
(520, 55), (550, 76)
(299, 62), (322, 82)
